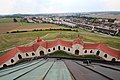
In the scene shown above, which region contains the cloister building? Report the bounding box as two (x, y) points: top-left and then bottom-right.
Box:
(0, 38), (120, 68)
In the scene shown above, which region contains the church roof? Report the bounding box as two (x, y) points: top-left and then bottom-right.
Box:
(0, 47), (19, 64)
(72, 38), (84, 45)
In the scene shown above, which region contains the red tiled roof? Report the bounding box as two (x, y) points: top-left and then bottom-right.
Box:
(54, 39), (72, 48)
(84, 42), (120, 59)
(36, 39), (72, 48)
(35, 40), (47, 48)
(84, 43), (100, 49)
(17, 46), (34, 52)
(47, 40), (58, 48)
(97, 43), (120, 59)
(73, 38), (84, 45)
(0, 46), (34, 65)
(0, 47), (19, 65)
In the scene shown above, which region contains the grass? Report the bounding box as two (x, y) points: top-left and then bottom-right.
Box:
(0, 30), (120, 54)
(0, 18), (20, 23)
(48, 51), (102, 59)
(0, 31), (48, 51)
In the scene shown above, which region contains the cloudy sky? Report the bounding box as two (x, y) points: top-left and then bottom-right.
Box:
(0, 0), (120, 15)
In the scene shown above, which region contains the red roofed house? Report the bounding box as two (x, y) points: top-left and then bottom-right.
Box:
(0, 38), (120, 68)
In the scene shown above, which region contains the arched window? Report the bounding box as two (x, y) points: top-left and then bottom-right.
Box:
(58, 46), (60, 50)
(68, 48), (70, 51)
(84, 50), (87, 53)
(3, 64), (7, 68)
(90, 50), (93, 53)
(75, 50), (79, 55)
(63, 47), (65, 50)
(18, 54), (22, 59)
(40, 51), (44, 56)
(53, 48), (55, 50)
(111, 58), (116, 62)
(32, 53), (35, 56)
(26, 53), (29, 56)
(11, 59), (14, 63)
(48, 49), (51, 52)
(96, 51), (100, 56)
(104, 54), (107, 58)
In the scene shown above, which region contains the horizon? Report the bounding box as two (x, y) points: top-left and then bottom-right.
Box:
(1, 11), (120, 16)
(0, 0), (120, 15)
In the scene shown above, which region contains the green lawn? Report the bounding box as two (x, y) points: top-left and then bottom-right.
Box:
(0, 31), (48, 51)
(0, 18), (20, 23)
(48, 51), (102, 60)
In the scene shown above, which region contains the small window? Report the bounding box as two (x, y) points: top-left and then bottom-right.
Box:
(18, 54), (22, 59)
(48, 49), (51, 52)
(63, 47), (65, 50)
(68, 48), (70, 51)
(84, 50), (87, 53)
(90, 50), (93, 53)
(32, 53), (35, 56)
(53, 48), (55, 50)
(26, 53), (29, 56)
(111, 58), (116, 62)
(3, 64), (7, 68)
(96, 51), (100, 56)
(104, 54), (107, 58)
(11, 59), (14, 63)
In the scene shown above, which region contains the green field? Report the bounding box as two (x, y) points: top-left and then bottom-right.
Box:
(0, 18), (20, 23)
(48, 51), (102, 59)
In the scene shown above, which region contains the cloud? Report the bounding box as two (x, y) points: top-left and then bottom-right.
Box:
(0, 0), (16, 14)
(35, 0), (82, 13)
(99, 0), (120, 11)
(12, 0), (37, 14)
(0, 0), (120, 14)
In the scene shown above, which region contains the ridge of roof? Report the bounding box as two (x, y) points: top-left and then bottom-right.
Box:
(73, 38), (84, 45)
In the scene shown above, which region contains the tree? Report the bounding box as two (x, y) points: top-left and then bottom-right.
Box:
(13, 18), (18, 22)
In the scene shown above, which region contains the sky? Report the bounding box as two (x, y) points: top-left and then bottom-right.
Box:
(0, 0), (120, 15)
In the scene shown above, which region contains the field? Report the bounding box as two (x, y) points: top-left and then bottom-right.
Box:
(0, 23), (70, 33)
(9, 23), (71, 32)
(91, 14), (120, 21)
(0, 18), (15, 23)
(0, 18), (70, 33)
(49, 51), (101, 59)
(0, 18), (120, 56)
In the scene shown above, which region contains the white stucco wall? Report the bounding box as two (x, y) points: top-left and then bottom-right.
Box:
(36, 46), (47, 56)
(72, 44), (83, 55)
(83, 49), (95, 55)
